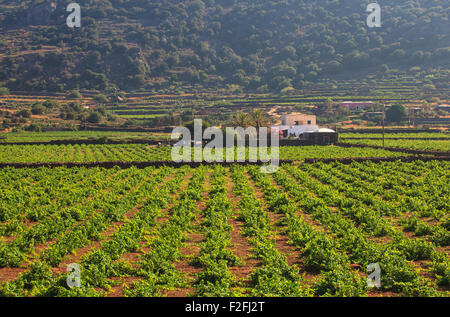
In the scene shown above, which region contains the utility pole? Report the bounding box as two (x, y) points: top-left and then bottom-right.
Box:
(408, 108), (411, 126)
(382, 104), (385, 148)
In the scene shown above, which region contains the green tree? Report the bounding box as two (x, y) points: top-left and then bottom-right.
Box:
(231, 113), (250, 128)
(68, 90), (82, 99)
(93, 94), (109, 103)
(185, 119), (211, 136)
(249, 110), (270, 130)
(87, 112), (102, 123)
(43, 100), (58, 109)
(386, 104), (407, 123)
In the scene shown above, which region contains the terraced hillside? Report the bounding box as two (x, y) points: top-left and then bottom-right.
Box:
(0, 0), (449, 93)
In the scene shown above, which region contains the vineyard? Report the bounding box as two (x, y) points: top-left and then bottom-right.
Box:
(340, 133), (450, 139)
(0, 131), (161, 143)
(0, 160), (448, 297)
(1, 0), (449, 303)
(341, 139), (450, 152)
(0, 144), (414, 164)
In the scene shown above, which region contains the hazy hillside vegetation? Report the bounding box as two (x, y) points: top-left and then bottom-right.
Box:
(0, 0), (449, 92)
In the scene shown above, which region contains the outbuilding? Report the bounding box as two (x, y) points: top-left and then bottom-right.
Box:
(302, 128), (338, 145)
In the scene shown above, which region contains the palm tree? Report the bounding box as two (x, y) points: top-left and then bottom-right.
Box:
(233, 112), (250, 128)
(249, 109), (270, 130)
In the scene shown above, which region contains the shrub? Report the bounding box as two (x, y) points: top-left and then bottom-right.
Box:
(93, 94), (109, 103)
(16, 109), (32, 118)
(0, 87), (9, 96)
(87, 111), (102, 123)
(31, 103), (45, 115)
(68, 90), (82, 99)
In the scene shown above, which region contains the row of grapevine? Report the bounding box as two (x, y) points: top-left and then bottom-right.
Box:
(343, 139), (450, 152)
(0, 144), (411, 163)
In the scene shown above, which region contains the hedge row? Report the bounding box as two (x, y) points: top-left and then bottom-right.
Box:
(0, 160), (294, 169)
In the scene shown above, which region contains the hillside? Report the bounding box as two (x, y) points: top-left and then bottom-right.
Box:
(0, 0), (449, 93)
